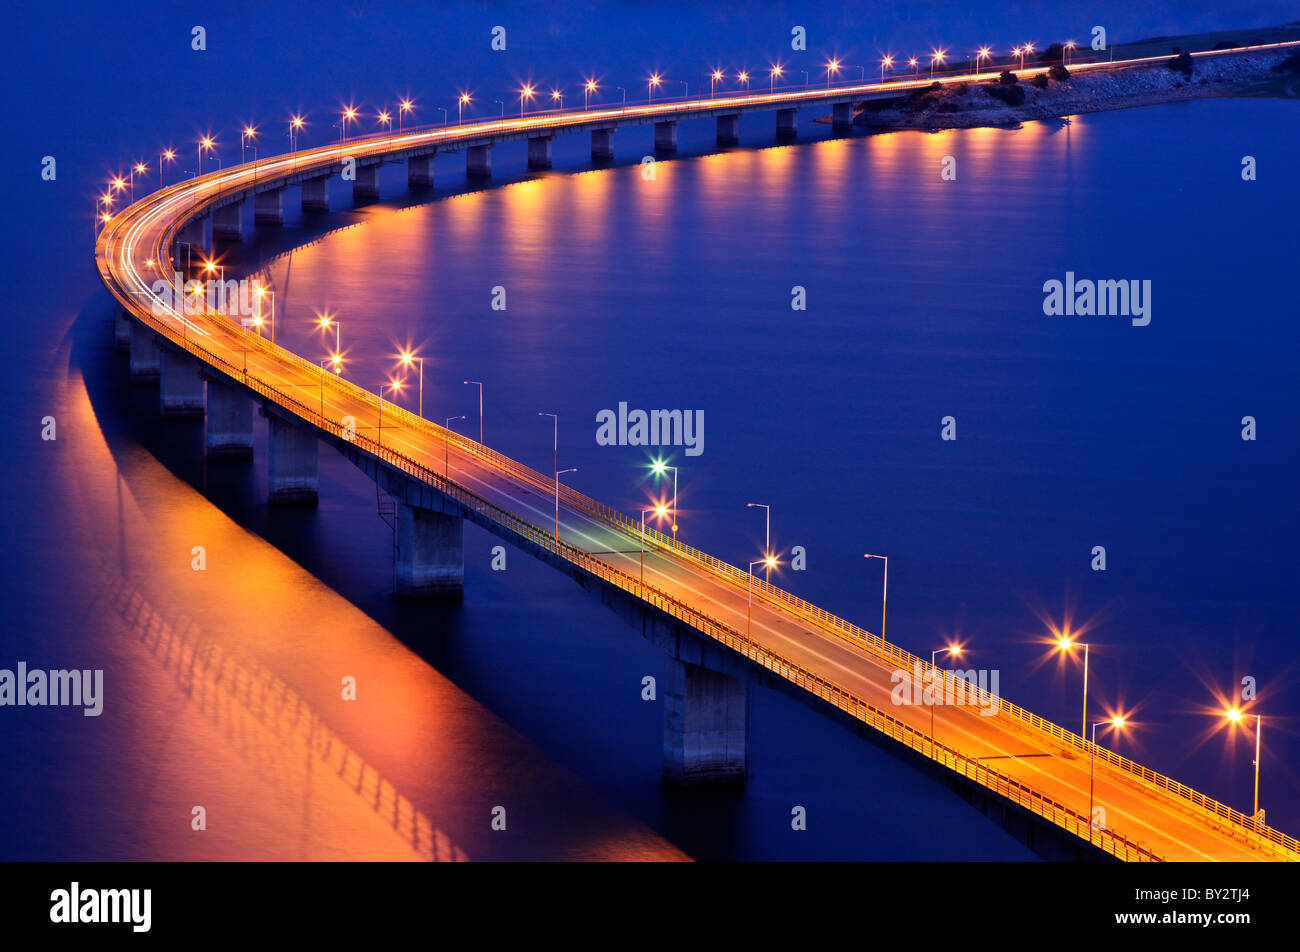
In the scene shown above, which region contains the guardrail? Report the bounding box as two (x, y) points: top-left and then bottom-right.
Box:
(99, 84), (1300, 860)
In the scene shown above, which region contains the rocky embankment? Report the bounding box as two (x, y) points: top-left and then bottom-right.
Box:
(853, 48), (1300, 129)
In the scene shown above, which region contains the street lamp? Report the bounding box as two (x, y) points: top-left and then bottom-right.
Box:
(398, 350), (423, 417)
(747, 556), (777, 636)
(198, 136), (215, 175)
(908, 56), (919, 78)
(640, 505), (669, 586)
(825, 58), (841, 87)
(341, 106), (357, 141)
(289, 115), (305, 152)
(652, 460), (679, 540)
(553, 468), (576, 540)
(551, 89), (563, 109)
(519, 84), (535, 117)
(378, 379), (403, 447)
(738, 71), (750, 88)
(445, 415), (465, 479)
(539, 412), (559, 536)
(747, 503), (770, 581)
(160, 149), (175, 186)
(318, 354), (342, 419)
(254, 286), (276, 343)
(437, 107), (447, 126)
(400, 98), (413, 132)
(930, 49), (946, 79)
(463, 380), (483, 442)
(316, 312), (340, 352)
(494, 100), (504, 118)
(377, 109), (392, 131)
(1055, 634), (1090, 738)
(648, 72), (662, 102)
(583, 79), (597, 110)
(880, 55), (894, 84)
(714, 69), (726, 96)
(768, 65), (781, 92)
(1224, 707), (1264, 821)
(863, 553), (888, 640)
(241, 125), (257, 163)
(1089, 716), (1126, 846)
(1064, 40), (1077, 66)
(930, 644), (962, 755)
(975, 47), (992, 74)
(458, 92), (471, 125)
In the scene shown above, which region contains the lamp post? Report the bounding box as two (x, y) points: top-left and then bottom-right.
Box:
(539, 412), (558, 535)
(747, 556), (777, 636)
(908, 57), (919, 78)
(463, 380), (483, 442)
(583, 80), (597, 110)
(399, 351), (423, 417)
(378, 379), (403, 447)
(198, 137), (214, 175)
(641, 505), (668, 587)
(768, 65), (781, 92)
(458, 93), (471, 125)
(160, 149), (175, 187)
(1224, 708), (1264, 821)
(653, 461), (679, 541)
(553, 467), (576, 540)
(880, 55), (893, 84)
(1065, 40), (1077, 66)
(863, 553), (888, 640)
(648, 73), (661, 103)
(519, 84), (535, 118)
(494, 100), (504, 118)
(617, 87), (626, 110)
(747, 503), (770, 581)
(318, 355), (341, 419)
(289, 116), (304, 153)
(400, 99), (413, 132)
(930, 644), (962, 755)
(317, 313), (340, 353)
(1055, 635), (1089, 737)
(714, 69), (726, 96)
(445, 415), (465, 479)
(975, 47), (992, 74)
(255, 287), (276, 343)
(930, 49), (946, 79)
(1089, 716), (1126, 845)
(241, 126), (257, 163)
(825, 58), (841, 87)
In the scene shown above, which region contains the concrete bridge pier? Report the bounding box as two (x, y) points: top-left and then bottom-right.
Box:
(776, 107), (799, 138)
(254, 188), (284, 226)
(114, 310), (132, 351)
(663, 657), (749, 785)
(212, 203), (243, 242)
(353, 164), (380, 202)
(467, 144), (492, 178)
(205, 379), (254, 459)
(267, 415), (318, 504)
(591, 127), (615, 161)
(159, 350), (205, 419)
(128, 321), (160, 382)
(301, 175), (330, 213)
(654, 120), (678, 153)
(832, 102), (855, 133)
(716, 114), (740, 146)
(408, 154), (434, 188)
(395, 503), (464, 599)
(527, 135), (554, 170)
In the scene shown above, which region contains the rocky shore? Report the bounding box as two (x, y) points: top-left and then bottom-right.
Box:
(851, 49), (1300, 130)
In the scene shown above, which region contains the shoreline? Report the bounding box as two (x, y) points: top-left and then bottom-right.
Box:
(842, 49), (1300, 131)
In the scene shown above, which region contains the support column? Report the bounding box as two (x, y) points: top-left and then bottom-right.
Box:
(654, 120), (678, 153)
(776, 107), (799, 138)
(591, 127), (614, 161)
(301, 176), (330, 213)
(663, 658), (749, 785)
(159, 350), (205, 419)
(212, 203), (243, 241)
(467, 144), (492, 178)
(268, 416), (318, 504)
(408, 154), (434, 188)
(114, 310), (131, 351)
(205, 379), (253, 459)
(128, 321), (160, 382)
(527, 135), (553, 170)
(716, 114), (740, 146)
(395, 503), (464, 599)
(254, 188), (284, 225)
(832, 101), (854, 133)
(353, 164), (379, 202)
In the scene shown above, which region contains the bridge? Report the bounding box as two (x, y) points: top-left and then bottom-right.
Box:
(96, 43), (1300, 862)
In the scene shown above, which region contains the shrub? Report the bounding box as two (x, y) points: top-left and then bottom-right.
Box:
(1032, 73), (1049, 89)
(1166, 50), (1193, 75)
(985, 83), (1026, 106)
(1049, 63), (1070, 81)
(999, 70), (1018, 85)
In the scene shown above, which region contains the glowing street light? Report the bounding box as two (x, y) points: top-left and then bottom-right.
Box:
(648, 72), (662, 102)
(825, 57), (841, 87)
(767, 64), (782, 93)
(318, 354), (342, 418)
(747, 503), (771, 580)
(975, 46), (992, 73)
(289, 115), (305, 152)
(316, 312), (340, 352)
(713, 68), (726, 97)
(1224, 707), (1265, 821)
(241, 125), (257, 163)
(1055, 633), (1090, 737)
(377, 109), (392, 130)
(519, 83), (535, 117)
(1089, 716), (1127, 846)
(930, 644), (963, 754)
(747, 556), (778, 636)
(737, 70), (750, 87)
(399, 98), (413, 132)
(160, 149), (175, 186)
(863, 553), (888, 640)
(1064, 39), (1077, 65)
(398, 350), (424, 417)
(880, 54), (894, 83)
(254, 285), (276, 343)
(908, 56), (919, 78)
(458, 92), (471, 124)
(198, 136), (215, 175)
(1017, 43), (1034, 70)
(340, 106), (358, 142)
(463, 380), (483, 443)
(377, 379), (404, 447)
(583, 79), (597, 110)
(651, 460), (679, 540)
(640, 504), (669, 586)
(930, 48), (946, 79)
(550, 88), (563, 108)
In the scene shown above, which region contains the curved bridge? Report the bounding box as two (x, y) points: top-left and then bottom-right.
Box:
(95, 46), (1300, 862)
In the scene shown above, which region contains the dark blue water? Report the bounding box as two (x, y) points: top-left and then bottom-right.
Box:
(3, 1), (1297, 860)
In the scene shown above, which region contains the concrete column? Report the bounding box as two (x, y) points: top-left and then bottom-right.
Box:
(663, 658), (749, 785)
(591, 127), (615, 161)
(268, 416), (318, 504)
(301, 176), (330, 213)
(408, 154), (434, 188)
(654, 120), (678, 152)
(832, 102), (854, 133)
(128, 321), (160, 382)
(776, 107), (799, 137)
(353, 164), (379, 202)
(159, 350), (205, 419)
(467, 144), (492, 178)
(254, 188), (284, 226)
(212, 203), (243, 241)
(114, 310), (131, 351)
(716, 114), (740, 146)
(205, 379), (253, 459)
(395, 504), (464, 599)
(527, 135), (553, 170)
